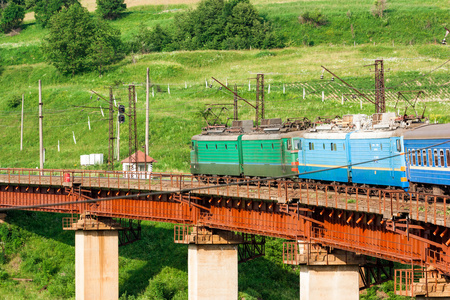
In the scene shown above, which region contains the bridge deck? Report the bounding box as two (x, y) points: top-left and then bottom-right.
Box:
(0, 169), (448, 227)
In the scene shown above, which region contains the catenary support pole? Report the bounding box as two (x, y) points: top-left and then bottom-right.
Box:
(146, 68), (149, 156)
(20, 94), (24, 151)
(39, 80), (43, 169)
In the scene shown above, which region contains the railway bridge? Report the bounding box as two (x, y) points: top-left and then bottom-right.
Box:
(1, 168), (450, 299)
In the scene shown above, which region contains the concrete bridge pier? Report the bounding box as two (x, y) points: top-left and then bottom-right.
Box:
(177, 226), (243, 300)
(64, 213), (122, 300)
(296, 244), (364, 300)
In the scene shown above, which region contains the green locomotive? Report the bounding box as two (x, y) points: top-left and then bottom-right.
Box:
(190, 119), (306, 178)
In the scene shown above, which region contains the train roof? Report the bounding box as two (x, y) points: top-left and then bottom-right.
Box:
(192, 134), (240, 141)
(192, 130), (307, 142)
(404, 123), (450, 140)
(349, 129), (405, 139)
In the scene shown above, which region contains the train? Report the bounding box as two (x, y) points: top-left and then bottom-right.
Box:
(190, 113), (450, 195)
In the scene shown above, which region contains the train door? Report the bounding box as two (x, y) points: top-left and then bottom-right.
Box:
(389, 138), (396, 180)
(237, 135), (244, 175)
(345, 133), (353, 181)
(281, 138), (287, 174)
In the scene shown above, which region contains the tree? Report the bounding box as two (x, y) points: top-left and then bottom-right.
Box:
(34, 0), (78, 27)
(43, 3), (123, 75)
(96, 0), (126, 20)
(0, 2), (25, 33)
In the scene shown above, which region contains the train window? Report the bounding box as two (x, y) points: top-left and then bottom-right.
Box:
(225, 144), (228, 150)
(396, 140), (401, 152)
(440, 150), (445, 167)
(309, 142), (312, 150)
(417, 150), (421, 166)
(343, 144), (345, 150)
(412, 150), (416, 165)
(215, 144), (218, 150)
(235, 144), (237, 150)
(287, 139), (292, 150)
(272, 143), (274, 150)
(261, 144), (263, 150)
(330, 143), (333, 151)
(422, 150), (427, 166)
(434, 149), (438, 166)
(206, 144), (208, 150)
(369, 144), (372, 151)
(428, 149), (432, 166)
(297, 141), (302, 150)
(380, 144), (383, 150)
(191, 142), (194, 149)
(407, 150), (410, 164)
(447, 150), (450, 167)
(323, 143), (325, 150)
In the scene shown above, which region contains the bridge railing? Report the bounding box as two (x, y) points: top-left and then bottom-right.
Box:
(1, 168), (450, 226)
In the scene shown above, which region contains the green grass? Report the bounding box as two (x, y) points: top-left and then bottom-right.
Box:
(0, 44), (448, 171)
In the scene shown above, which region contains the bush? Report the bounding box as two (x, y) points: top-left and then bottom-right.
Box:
(6, 95), (21, 108)
(298, 10), (327, 27)
(96, 0), (126, 20)
(0, 2), (25, 33)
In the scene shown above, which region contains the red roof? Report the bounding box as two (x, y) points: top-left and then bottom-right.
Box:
(121, 150), (157, 164)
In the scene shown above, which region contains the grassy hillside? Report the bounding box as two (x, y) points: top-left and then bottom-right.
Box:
(0, 44), (448, 171)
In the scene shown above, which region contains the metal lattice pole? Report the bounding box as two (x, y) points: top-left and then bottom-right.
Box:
(108, 87), (114, 170)
(374, 60), (385, 113)
(255, 74), (265, 127)
(128, 85), (138, 172)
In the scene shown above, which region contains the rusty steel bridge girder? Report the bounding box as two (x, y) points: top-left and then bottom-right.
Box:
(1, 169), (450, 276)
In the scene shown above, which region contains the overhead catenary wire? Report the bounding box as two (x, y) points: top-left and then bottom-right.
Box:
(1, 139), (449, 212)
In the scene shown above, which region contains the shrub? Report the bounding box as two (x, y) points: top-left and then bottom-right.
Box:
(34, 0), (78, 27)
(0, 2), (25, 33)
(371, 0), (387, 18)
(298, 10), (327, 27)
(96, 0), (126, 20)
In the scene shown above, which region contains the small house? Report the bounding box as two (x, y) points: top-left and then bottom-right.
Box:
(121, 150), (157, 179)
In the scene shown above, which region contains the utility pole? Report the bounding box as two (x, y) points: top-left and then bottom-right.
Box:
(20, 94), (24, 151)
(145, 68), (149, 156)
(108, 87), (114, 170)
(255, 74), (265, 127)
(39, 80), (43, 169)
(116, 111), (120, 161)
(233, 84), (238, 121)
(374, 59), (386, 113)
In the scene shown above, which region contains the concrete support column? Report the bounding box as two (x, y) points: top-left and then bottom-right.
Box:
(188, 244), (238, 300)
(300, 264), (360, 300)
(75, 230), (119, 300)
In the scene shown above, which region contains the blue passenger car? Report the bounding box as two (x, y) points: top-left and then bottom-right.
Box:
(404, 124), (450, 188)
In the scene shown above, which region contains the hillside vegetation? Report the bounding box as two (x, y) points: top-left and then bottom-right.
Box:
(0, 0), (448, 299)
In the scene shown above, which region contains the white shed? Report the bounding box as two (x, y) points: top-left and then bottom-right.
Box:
(121, 150), (157, 179)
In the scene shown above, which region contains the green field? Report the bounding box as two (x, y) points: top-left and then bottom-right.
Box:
(0, 0), (448, 299)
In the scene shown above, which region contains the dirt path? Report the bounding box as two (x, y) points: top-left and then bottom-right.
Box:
(24, 0), (198, 21)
